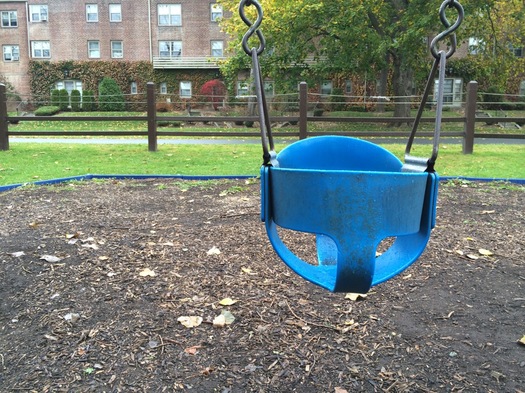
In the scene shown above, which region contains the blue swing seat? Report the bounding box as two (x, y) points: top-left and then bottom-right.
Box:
(261, 135), (438, 293)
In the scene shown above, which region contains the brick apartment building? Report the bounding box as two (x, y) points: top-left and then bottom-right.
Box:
(1, 0), (230, 100)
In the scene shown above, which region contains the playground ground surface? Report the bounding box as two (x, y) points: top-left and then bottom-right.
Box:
(0, 178), (524, 392)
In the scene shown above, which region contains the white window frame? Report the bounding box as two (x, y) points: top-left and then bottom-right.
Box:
(55, 80), (83, 95)
(510, 44), (523, 58)
(1, 11), (18, 27)
(131, 82), (138, 95)
(264, 80), (274, 97)
(345, 80), (353, 95)
(237, 81), (249, 97)
(210, 4), (223, 22)
(159, 41), (181, 57)
(109, 4), (122, 22)
(519, 81), (525, 97)
(158, 4), (181, 26)
(180, 81), (192, 98)
(160, 82), (168, 94)
(321, 80), (333, 96)
(434, 77), (463, 107)
(86, 4), (98, 22)
(29, 5), (48, 22)
(211, 40), (223, 57)
(31, 41), (50, 58)
(3, 45), (20, 62)
(111, 40), (123, 58)
(88, 40), (100, 58)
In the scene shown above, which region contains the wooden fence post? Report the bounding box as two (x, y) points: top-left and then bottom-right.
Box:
(463, 81), (478, 155)
(299, 82), (308, 140)
(0, 84), (9, 151)
(147, 82), (157, 152)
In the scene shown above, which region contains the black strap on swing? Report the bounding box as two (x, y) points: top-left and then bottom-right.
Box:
(240, 0), (465, 172)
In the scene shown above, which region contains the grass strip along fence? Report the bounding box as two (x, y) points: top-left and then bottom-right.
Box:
(2, 82), (525, 153)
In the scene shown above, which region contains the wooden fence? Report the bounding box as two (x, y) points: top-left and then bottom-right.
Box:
(1, 82), (524, 153)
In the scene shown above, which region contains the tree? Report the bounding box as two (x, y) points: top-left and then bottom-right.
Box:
(219, 0), (522, 117)
(200, 79), (226, 110)
(98, 77), (125, 111)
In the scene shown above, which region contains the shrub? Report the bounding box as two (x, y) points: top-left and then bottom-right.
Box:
(483, 86), (504, 110)
(35, 106), (60, 116)
(70, 90), (81, 111)
(200, 79), (226, 110)
(51, 89), (60, 107)
(330, 88), (347, 112)
(98, 77), (125, 111)
(82, 90), (96, 111)
(58, 89), (69, 111)
(156, 102), (172, 112)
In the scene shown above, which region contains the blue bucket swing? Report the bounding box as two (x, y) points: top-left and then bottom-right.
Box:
(240, 0), (464, 293)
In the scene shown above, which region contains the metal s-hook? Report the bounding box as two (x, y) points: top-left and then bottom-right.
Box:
(430, 0), (464, 59)
(240, 0), (266, 56)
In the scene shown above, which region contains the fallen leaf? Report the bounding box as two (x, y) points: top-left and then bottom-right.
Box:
(29, 221), (40, 229)
(98, 256), (110, 261)
(219, 298), (238, 306)
(184, 345), (201, 355)
(66, 233), (80, 239)
(466, 254), (479, 260)
(518, 335), (525, 346)
(177, 316), (203, 328)
(478, 248), (494, 256)
(481, 210), (495, 215)
(10, 251), (25, 258)
(221, 310), (235, 325)
(345, 293), (367, 301)
(241, 267), (256, 275)
(335, 388), (349, 393)
(40, 255), (63, 263)
(213, 314), (226, 328)
(81, 243), (99, 250)
(207, 246), (221, 256)
(455, 250), (464, 256)
(139, 268), (156, 277)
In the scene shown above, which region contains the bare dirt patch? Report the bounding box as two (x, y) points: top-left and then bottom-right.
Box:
(1, 178), (524, 392)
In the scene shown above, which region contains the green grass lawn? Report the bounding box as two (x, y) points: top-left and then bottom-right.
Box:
(0, 143), (523, 186)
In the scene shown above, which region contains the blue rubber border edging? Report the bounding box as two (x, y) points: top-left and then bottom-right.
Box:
(0, 174), (523, 193)
(0, 174), (256, 193)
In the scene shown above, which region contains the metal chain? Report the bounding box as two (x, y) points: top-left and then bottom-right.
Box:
(404, 0), (464, 173)
(239, 0), (275, 166)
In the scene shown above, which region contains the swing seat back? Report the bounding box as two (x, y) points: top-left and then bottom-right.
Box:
(261, 136), (438, 293)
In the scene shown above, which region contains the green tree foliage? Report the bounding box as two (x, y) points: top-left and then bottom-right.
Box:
(51, 89), (60, 107)
(98, 77), (125, 111)
(219, 0), (524, 115)
(70, 89), (81, 111)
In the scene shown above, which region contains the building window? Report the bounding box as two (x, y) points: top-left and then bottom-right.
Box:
(29, 5), (48, 22)
(321, 81), (333, 96)
(109, 4), (122, 22)
(180, 81), (192, 98)
(88, 41), (100, 58)
(86, 4), (98, 22)
(434, 78), (463, 106)
(160, 82), (168, 94)
(131, 82), (138, 94)
(345, 80), (353, 94)
(237, 81), (249, 97)
(3, 45), (20, 62)
(1, 11), (17, 27)
(111, 41), (123, 58)
(158, 4), (181, 26)
(211, 4), (223, 22)
(468, 37), (484, 55)
(31, 41), (50, 58)
(520, 81), (525, 97)
(264, 81), (274, 97)
(159, 41), (181, 57)
(509, 44), (523, 58)
(211, 40), (223, 57)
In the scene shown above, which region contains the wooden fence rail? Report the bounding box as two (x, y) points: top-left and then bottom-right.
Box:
(1, 81), (524, 153)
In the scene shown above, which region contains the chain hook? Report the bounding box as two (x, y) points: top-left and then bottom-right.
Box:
(240, 0), (266, 56)
(430, 0), (464, 59)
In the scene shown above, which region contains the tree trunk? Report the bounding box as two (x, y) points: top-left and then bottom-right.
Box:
(391, 55), (413, 125)
(376, 52), (390, 113)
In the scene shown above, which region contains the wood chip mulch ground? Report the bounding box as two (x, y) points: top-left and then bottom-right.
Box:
(0, 178), (524, 393)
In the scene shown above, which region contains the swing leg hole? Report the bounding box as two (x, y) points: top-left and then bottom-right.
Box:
(376, 237), (397, 257)
(276, 227), (319, 266)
